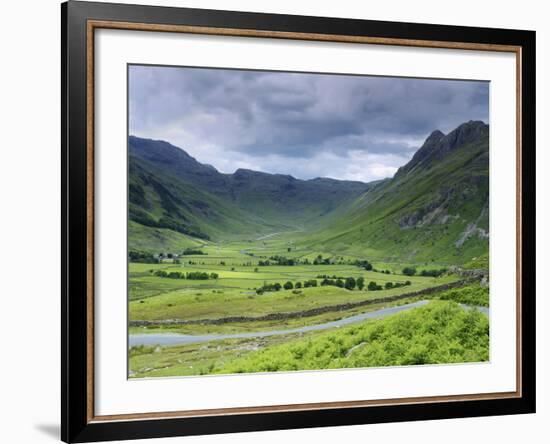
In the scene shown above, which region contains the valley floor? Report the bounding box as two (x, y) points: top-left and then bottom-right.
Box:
(128, 232), (489, 378)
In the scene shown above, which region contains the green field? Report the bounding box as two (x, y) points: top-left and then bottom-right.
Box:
(128, 232), (488, 378)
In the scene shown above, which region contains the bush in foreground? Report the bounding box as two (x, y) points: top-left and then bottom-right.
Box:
(435, 284), (489, 307)
(213, 301), (489, 374)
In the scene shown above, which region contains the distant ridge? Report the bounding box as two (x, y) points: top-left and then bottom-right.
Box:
(128, 136), (373, 242)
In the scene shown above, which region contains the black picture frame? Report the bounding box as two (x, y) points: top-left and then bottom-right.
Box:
(61, 1), (536, 442)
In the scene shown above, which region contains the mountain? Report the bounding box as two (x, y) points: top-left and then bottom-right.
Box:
(128, 136), (371, 246)
(303, 121), (489, 263)
(128, 120), (489, 264)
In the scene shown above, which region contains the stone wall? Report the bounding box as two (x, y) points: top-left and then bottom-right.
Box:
(130, 278), (477, 327)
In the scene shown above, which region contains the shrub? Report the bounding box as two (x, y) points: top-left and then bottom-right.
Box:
(213, 301), (489, 374)
(182, 248), (207, 255)
(283, 281), (294, 290)
(128, 250), (157, 264)
(355, 259), (373, 270)
(402, 267), (417, 276)
(269, 255), (296, 266)
(436, 284), (489, 307)
(420, 268), (448, 277)
(186, 271), (210, 280)
(367, 281), (383, 291)
(344, 277), (356, 290)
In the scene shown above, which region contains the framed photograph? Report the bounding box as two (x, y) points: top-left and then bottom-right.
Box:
(61, 1), (535, 442)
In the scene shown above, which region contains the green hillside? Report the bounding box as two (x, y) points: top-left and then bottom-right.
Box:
(128, 136), (371, 249)
(298, 121), (489, 264)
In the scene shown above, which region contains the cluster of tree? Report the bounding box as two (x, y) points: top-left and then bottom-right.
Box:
(303, 279), (318, 288)
(419, 268), (448, 277)
(367, 281), (384, 291)
(255, 279), (318, 294)
(268, 255), (296, 266)
(320, 276), (365, 290)
(129, 249), (158, 264)
(373, 269), (392, 274)
(354, 259), (373, 270)
(283, 281), (294, 290)
(255, 255), (361, 267)
(256, 282), (282, 294)
(313, 254), (332, 265)
(152, 270), (219, 280)
(402, 267), (417, 276)
(367, 280), (412, 291)
(181, 248), (207, 256)
(316, 274), (345, 279)
(157, 253), (182, 264)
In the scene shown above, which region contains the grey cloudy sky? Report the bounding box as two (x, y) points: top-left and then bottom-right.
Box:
(129, 65), (488, 183)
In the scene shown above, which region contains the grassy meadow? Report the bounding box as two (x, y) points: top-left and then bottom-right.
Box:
(128, 231), (488, 378)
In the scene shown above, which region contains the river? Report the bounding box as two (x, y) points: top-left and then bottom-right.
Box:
(129, 300), (488, 347)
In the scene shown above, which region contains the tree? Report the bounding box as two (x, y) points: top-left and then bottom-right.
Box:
(357, 277), (365, 290)
(385, 282), (394, 289)
(287, 247), (291, 252)
(284, 281), (293, 290)
(273, 283), (282, 291)
(344, 277), (356, 290)
(335, 279), (344, 288)
(355, 259), (373, 271)
(402, 266), (417, 276)
(254, 267), (259, 272)
(295, 282), (302, 289)
(368, 281), (382, 291)
(129, 250), (157, 264)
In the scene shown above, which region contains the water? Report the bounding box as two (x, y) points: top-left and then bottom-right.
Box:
(129, 300), (431, 347)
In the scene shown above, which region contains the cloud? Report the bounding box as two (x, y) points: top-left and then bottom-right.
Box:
(129, 65), (488, 182)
